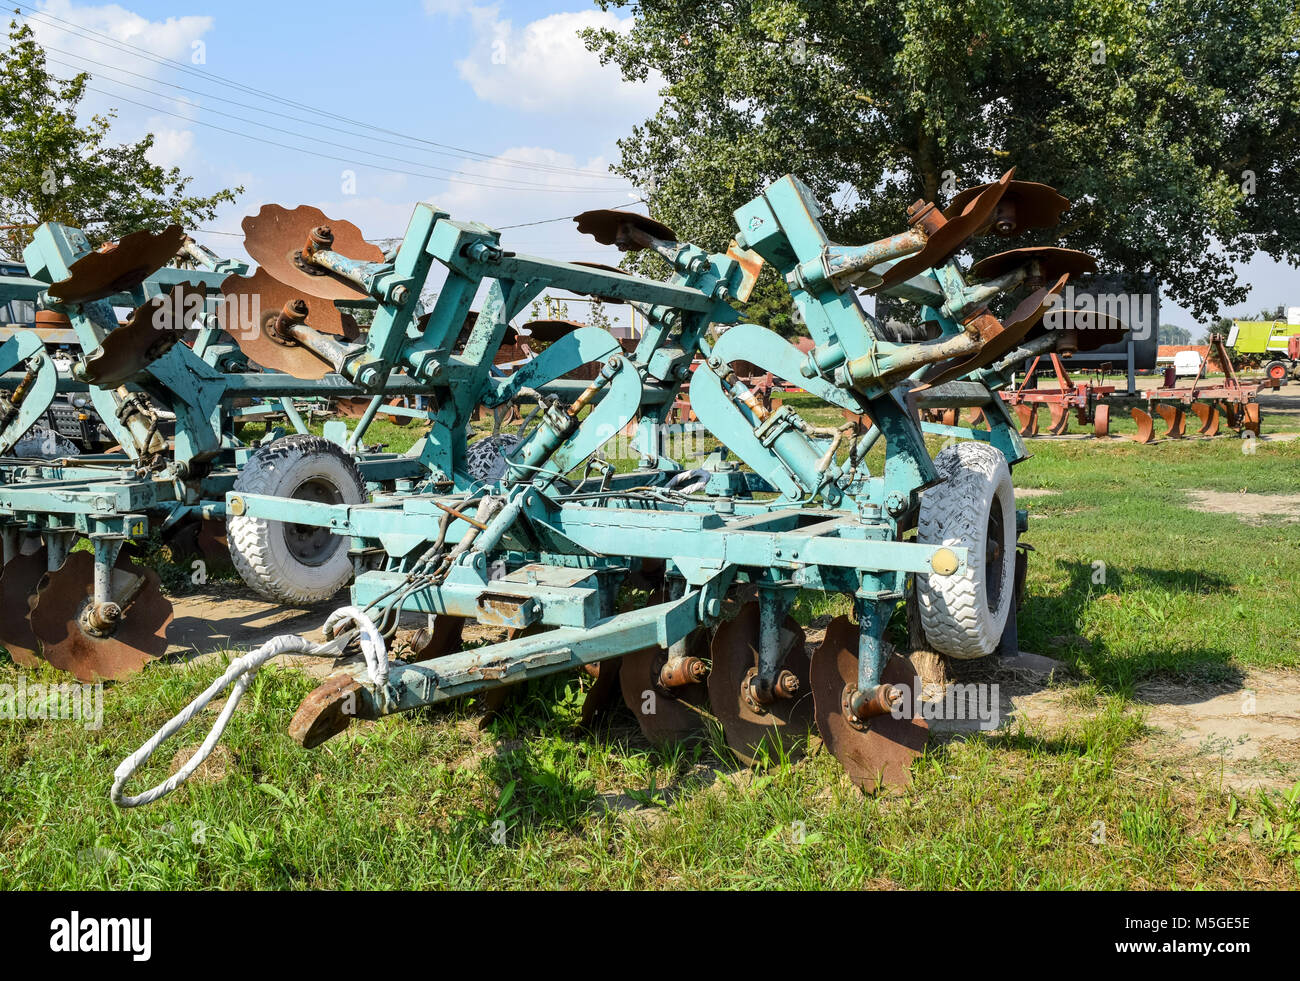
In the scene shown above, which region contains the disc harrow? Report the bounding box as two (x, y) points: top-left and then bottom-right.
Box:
(3, 169), (1123, 803)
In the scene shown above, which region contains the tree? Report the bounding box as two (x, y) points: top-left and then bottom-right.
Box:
(585, 0), (1300, 320)
(0, 21), (241, 261)
(1158, 323), (1192, 345)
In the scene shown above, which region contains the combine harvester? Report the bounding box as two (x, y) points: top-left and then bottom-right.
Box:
(1, 171), (1115, 799)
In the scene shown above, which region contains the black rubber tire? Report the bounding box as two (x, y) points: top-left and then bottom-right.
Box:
(228, 435), (365, 605)
(466, 433), (521, 483)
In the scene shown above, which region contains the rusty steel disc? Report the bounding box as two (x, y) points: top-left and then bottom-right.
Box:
(0, 547), (49, 667)
(879, 170), (1013, 288)
(380, 396), (415, 427)
(29, 550), (173, 682)
(916, 274), (1068, 391)
(48, 225), (187, 304)
(196, 519), (229, 567)
(579, 657), (624, 728)
(517, 319), (584, 344)
(619, 630), (711, 746)
(335, 397), (371, 419)
(231, 292), (340, 379)
(707, 601), (813, 765)
(242, 204), (382, 301)
(1031, 308), (1128, 354)
(970, 246), (1096, 284)
(82, 281), (207, 386)
(810, 616), (928, 792)
(573, 209), (678, 250)
(220, 267), (356, 342)
(410, 614), (465, 662)
(945, 180), (1070, 237)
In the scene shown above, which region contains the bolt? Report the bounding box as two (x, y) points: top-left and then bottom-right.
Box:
(391, 285), (410, 306)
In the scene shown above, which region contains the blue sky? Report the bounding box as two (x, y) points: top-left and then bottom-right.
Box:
(12, 0), (1297, 333)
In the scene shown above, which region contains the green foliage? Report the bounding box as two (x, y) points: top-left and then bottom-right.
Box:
(0, 21), (241, 261)
(1158, 323), (1192, 345)
(585, 0), (1300, 319)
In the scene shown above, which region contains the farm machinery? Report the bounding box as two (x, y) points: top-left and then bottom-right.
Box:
(3, 171), (1113, 798)
(991, 333), (1265, 441)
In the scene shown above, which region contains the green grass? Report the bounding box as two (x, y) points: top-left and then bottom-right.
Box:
(2, 408), (1299, 889)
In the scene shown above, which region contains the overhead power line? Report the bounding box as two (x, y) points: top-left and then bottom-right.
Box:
(12, 1), (626, 183)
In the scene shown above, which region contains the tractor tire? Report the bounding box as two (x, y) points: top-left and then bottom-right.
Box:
(467, 433), (521, 483)
(916, 441), (1016, 659)
(1265, 360), (1288, 385)
(228, 435), (366, 605)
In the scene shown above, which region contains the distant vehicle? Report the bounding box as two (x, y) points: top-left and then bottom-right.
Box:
(1173, 350), (1204, 377)
(1228, 308), (1300, 384)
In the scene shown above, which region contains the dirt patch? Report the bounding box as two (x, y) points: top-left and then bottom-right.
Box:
(1014, 487), (1060, 498)
(1186, 489), (1300, 525)
(169, 743), (234, 785)
(946, 660), (1300, 791)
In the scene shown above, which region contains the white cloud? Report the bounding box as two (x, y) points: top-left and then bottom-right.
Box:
(144, 122), (195, 168)
(27, 0), (213, 65)
(455, 8), (660, 117)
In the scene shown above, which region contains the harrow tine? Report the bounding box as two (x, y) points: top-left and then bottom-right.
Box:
(1156, 404), (1186, 438)
(1092, 402), (1110, 438)
(1015, 404), (1039, 436)
(1191, 401), (1219, 437)
(1128, 407), (1156, 443)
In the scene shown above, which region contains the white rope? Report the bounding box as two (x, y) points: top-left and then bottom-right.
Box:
(111, 607), (390, 808)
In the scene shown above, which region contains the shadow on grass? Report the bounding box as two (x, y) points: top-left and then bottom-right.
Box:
(1018, 560), (1244, 692)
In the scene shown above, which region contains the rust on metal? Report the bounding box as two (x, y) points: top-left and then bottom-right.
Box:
(1129, 407), (1156, 443)
(573, 209), (678, 251)
(810, 616), (928, 792)
(242, 204), (382, 301)
(706, 601), (813, 765)
(880, 169), (1014, 288)
(970, 246), (1097, 284)
(28, 550), (172, 682)
(82, 281), (206, 386)
(48, 225), (187, 304)
(220, 267), (357, 341)
(724, 239), (764, 303)
(517, 319), (584, 344)
(0, 546), (49, 667)
(620, 632), (711, 746)
(289, 673), (364, 748)
(945, 180), (1070, 237)
(1156, 404), (1186, 438)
